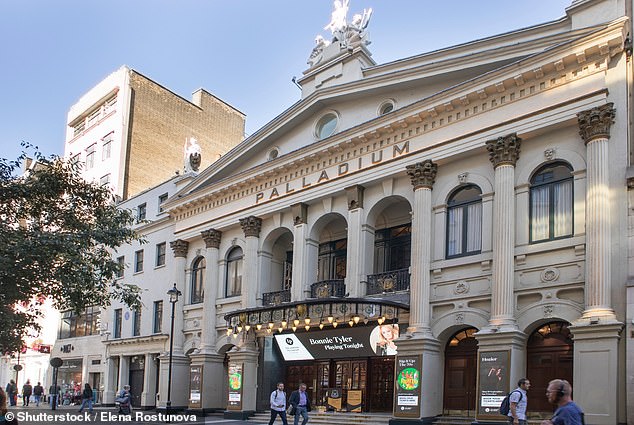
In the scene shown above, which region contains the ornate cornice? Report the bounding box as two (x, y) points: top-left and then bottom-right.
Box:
(486, 133), (521, 168)
(170, 239), (189, 258)
(201, 229), (222, 249)
(406, 160), (438, 190)
(577, 103), (615, 144)
(240, 216), (263, 238)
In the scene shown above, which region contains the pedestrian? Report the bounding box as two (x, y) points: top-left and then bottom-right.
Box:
(507, 378), (530, 425)
(540, 379), (584, 425)
(268, 382), (288, 425)
(115, 385), (131, 415)
(21, 380), (32, 407)
(78, 384), (94, 414)
(32, 383), (43, 407)
(4, 381), (16, 407)
(48, 383), (60, 409)
(289, 383), (311, 425)
(0, 387), (19, 425)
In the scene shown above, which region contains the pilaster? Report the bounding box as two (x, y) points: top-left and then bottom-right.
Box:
(169, 240), (188, 353)
(201, 229), (222, 352)
(346, 185), (365, 298)
(188, 352), (225, 412)
(240, 216), (262, 308)
(224, 340), (259, 419)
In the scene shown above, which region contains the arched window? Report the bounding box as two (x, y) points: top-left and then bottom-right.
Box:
(530, 162), (573, 243)
(446, 185), (482, 258)
(226, 247), (243, 297)
(191, 257), (205, 304)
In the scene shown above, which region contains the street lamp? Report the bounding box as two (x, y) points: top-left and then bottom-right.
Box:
(166, 283), (181, 413)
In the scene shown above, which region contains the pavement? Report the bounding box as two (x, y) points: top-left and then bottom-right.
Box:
(4, 404), (268, 425)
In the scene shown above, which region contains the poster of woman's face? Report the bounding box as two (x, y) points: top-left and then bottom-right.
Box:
(370, 324), (400, 356)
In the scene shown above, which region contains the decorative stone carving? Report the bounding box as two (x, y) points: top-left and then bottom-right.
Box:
(543, 304), (554, 318)
(406, 160), (438, 190)
(201, 229), (222, 249)
(170, 239), (189, 258)
(541, 267), (560, 283)
(455, 312), (465, 324)
(292, 203), (309, 225)
(486, 133), (521, 167)
(458, 172), (468, 184)
(345, 185), (365, 210)
(240, 216), (262, 238)
(184, 137), (201, 173)
(577, 103), (615, 144)
(544, 148), (556, 160)
(454, 281), (470, 295)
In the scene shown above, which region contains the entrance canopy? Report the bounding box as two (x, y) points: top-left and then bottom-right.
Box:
(223, 298), (408, 339)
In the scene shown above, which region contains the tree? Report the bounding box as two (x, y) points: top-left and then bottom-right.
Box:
(0, 145), (142, 354)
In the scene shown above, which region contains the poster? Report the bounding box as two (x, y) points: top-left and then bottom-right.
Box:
(273, 324), (401, 360)
(327, 388), (342, 411)
(393, 355), (421, 418)
(477, 350), (510, 418)
(346, 390), (362, 412)
(227, 363), (243, 410)
(189, 365), (202, 408)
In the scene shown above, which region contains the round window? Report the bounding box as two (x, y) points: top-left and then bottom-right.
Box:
(267, 148), (279, 161)
(379, 100), (395, 116)
(315, 113), (338, 140)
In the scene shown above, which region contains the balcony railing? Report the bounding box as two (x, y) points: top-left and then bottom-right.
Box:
(262, 289), (291, 306)
(310, 279), (346, 298)
(366, 268), (410, 295)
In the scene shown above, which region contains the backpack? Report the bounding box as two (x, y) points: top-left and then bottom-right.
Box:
(499, 390), (522, 415)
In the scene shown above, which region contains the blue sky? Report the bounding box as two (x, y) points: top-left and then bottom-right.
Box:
(1, 0), (571, 162)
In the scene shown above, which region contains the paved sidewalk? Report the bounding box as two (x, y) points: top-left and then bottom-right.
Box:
(5, 405), (267, 425)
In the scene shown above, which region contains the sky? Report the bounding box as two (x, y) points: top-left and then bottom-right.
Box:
(1, 0), (573, 163)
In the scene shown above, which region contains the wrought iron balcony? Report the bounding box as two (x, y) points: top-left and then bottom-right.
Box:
(366, 268), (410, 295)
(262, 289), (291, 306)
(310, 279), (346, 298)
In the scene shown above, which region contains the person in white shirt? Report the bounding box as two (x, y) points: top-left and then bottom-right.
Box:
(508, 378), (531, 425)
(269, 382), (288, 425)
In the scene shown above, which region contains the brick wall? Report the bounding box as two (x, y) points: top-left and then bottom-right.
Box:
(124, 71), (245, 199)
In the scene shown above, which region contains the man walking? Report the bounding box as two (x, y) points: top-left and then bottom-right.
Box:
(22, 379), (32, 406)
(507, 378), (530, 425)
(268, 382), (288, 425)
(33, 382), (43, 407)
(540, 379), (584, 425)
(289, 383), (311, 425)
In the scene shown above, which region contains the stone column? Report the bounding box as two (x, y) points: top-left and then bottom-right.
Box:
(405, 160), (437, 336)
(102, 355), (118, 405)
(485, 134), (521, 330)
(345, 185), (365, 298)
(117, 355), (129, 389)
(200, 229), (222, 352)
(291, 203), (309, 302)
(240, 216), (262, 308)
(141, 353), (157, 407)
(224, 338), (259, 419)
(577, 103), (617, 320)
(169, 239), (188, 352)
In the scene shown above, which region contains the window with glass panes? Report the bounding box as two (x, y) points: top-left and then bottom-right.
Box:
(191, 257), (205, 303)
(446, 185), (482, 258)
(133, 308), (141, 336)
(156, 242), (166, 267)
(134, 250), (144, 273)
(374, 224), (411, 273)
(317, 239), (347, 281)
(225, 247), (243, 297)
(58, 306), (100, 339)
(114, 309), (122, 338)
(115, 256), (125, 278)
(530, 162), (573, 243)
(153, 301), (163, 333)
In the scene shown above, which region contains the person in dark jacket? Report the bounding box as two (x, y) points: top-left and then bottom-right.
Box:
(0, 387), (18, 424)
(78, 384), (93, 414)
(21, 381), (32, 407)
(4, 382), (16, 407)
(32, 383), (43, 407)
(288, 383), (311, 425)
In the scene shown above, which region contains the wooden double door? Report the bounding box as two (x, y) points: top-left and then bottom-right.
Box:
(286, 357), (394, 412)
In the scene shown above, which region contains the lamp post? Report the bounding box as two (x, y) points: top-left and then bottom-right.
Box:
(166, 283), (181, 413)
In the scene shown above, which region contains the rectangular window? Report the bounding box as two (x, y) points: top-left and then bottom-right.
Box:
(102, 136), (112, 160)
(85, 144), (96, 169)
(73, 121), (85, 137)
(100, 174), (110, 186)
(134, 250), (144, 273)
(114, 309), (122, 338)
(103, 94), (117, 114)
(156, 242), (166, 267)
(133, 308), (141, 336)
(86, 108), (101, 128)
(153, 301), (163, 333)
(115, 256), (125, 278)
(158, 193), (168, 212)
(137, 203), (146, 221)
(58, 306), (100, 339)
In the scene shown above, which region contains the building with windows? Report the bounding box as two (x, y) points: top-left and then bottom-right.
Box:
(64, 65), (245, 201)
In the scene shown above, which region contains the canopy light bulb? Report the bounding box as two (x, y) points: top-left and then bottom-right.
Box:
(305, 318), (311, 325)
(348, 319), (354, 327)
(291, 325), (297, 332)
(281, 320), (287, 328)
(319, 323), (324, 330)
(278, 327), (284, 333)
(353, 315), (360, 324)
(256, 324), (263, 331)
(268, 322), (274, 329)
(226, 328), (233, 336)
(266, 328), (272, 334)
(305, 325), (310, 331)
(332, 321), (338, 328)
(237, 325), (243, 333)
(327, 316), (334, 323)
(293, 319), (300, 327)
(244, 324), (251, 332)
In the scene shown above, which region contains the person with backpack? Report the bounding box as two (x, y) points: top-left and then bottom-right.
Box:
(32, 382), (43, 407)
(21, 380), (32, 407)
(501, 378), (530, 425)
(540, 379), (584, 425)
(268, 382), (288, 425)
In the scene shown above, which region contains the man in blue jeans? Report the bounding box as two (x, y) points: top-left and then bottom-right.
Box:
(289, 383), (311, 425)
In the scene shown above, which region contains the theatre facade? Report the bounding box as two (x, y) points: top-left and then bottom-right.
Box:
(125, 1), (632, 424)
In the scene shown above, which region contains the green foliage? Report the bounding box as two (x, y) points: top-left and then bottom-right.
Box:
(0, 143), (143, 354)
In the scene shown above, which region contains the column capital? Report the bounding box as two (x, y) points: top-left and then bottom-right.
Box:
(239, 216), (262, 238)
(577, 103), (615, 144)
(406, 160), (438, 190)
(170, 239), (189, 258)
(201, 229), (222, 249)
(486, 133), (521, 168)
(291, 203), (308, 225)
(345, 185), (365, 210)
